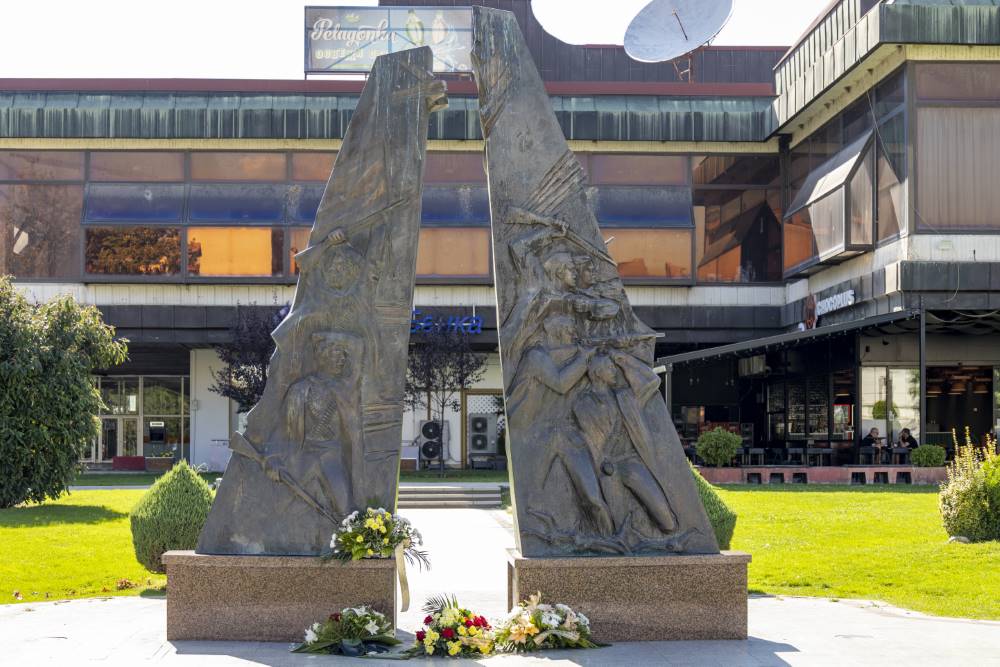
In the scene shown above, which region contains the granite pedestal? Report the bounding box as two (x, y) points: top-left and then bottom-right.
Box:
(163, 551), (395, 642)
(507, 549), (751, 641)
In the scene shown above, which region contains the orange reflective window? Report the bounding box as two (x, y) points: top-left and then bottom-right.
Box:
(1, 184), (83, 279)
(605, 228), (692, 279)
(89, 152), (184, 181)
(424, 152), (486, 183)
(187, 227), (283, 276)
(289, 227), (311, 274)
(291, 153), (337, 181)
(190, 153), (286, 181)
(416, 227), (490, 277)
(0, 151), (84, 181)
(588, 154), (687, 186)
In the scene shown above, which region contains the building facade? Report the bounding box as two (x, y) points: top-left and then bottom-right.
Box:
(4, 0), (1000, 470)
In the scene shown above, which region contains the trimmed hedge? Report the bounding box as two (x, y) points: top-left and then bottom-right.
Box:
(691, 463), (737, 550)
(695, 427), (743, 467)
(130, 461), (213, 572)
(911, 444), (947, 468)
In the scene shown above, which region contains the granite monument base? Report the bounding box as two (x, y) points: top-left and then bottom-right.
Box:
(507, 549), (751, 641)
(163, 551), (395, 642)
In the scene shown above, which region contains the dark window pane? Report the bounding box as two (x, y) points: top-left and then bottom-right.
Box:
(89, 152), (184, 181)
(589, 154), (687, 185)
(287, 184), (324, 223)
(916, 63), (1000, 102)
(85, 226), (181, 275)
(188, 227), (283, 277)
(842, 98), (873, 145)
(425, 152), (486, 183)
(593, 186), (692, 227)
(190, 152), (287, 181)
(291, 152), (337, 181)
(143, 377), (182, 414)
(695, 188), (781, 283)
(607, 228), (692, 279)
(188, 184), (286, 222)
(874, 69), (904, 117)
(85, 184), (185, 222)
(0, 151), (84, 181)
(422, 186), (490, 225)
(693, 155), (780, 186)
(0, 184), (83, 279)
(416, 227), (490, 277)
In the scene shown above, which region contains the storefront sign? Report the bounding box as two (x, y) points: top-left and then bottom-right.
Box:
(815, 289), (856, 317)
(410, 309), (483, 335)
(305, 6), (473, 74)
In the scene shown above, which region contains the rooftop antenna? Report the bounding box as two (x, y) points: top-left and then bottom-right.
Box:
(624, 0), (734, 82)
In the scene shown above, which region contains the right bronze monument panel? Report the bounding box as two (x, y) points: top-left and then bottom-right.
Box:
(472, 7), (719, 558)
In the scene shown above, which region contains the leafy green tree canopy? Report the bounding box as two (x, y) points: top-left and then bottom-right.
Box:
(0, 276), (127, 508)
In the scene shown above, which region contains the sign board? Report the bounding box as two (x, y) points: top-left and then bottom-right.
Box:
(815, 289), (856, 317)
(305, 6), (473, 74)
(410, 308), (483, 335)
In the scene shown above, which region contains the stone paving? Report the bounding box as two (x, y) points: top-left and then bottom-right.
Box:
(3, 508), (999, 666)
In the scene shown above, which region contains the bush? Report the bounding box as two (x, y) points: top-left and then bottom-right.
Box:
(0, 277), (127, 508)
(695, 428), (742, 467)
(939, 428), (1000, 542)
(690, 463), (737, 550)
(911, 444), (947, 468)
(130, 461), (214, 572)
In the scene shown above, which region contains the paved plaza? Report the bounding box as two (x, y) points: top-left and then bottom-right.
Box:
(3, 508), (999, 666)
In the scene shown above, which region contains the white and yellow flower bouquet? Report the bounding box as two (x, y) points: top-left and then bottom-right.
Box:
(494, 593), (604, 652)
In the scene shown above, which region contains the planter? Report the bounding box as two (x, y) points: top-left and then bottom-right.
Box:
(145, 457), (175, 473)
(112, 456), (145, 471)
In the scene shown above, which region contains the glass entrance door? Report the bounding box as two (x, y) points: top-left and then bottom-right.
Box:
(98, 416), (140, 461)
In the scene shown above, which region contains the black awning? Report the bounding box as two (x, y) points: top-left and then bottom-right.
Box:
(657, 309), (921, 367)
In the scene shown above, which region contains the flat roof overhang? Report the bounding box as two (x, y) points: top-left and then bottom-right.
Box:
(657, 309), (920, 368)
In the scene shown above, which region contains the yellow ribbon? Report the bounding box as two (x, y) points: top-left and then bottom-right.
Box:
(394, 541), (410, 612)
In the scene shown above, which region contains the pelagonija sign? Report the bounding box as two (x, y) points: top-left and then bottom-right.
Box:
(305, 6), (473, 74)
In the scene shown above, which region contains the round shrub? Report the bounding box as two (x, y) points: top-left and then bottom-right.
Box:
(695, 427), (742, 467)
(939, 444), (1000, 543)
(130, 461), (213, 572)
(690, 463), (737, 550)
(911, 444), (946, 468)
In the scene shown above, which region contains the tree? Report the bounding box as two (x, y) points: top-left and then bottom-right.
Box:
(404, 327), (489, 461)
(0, 276), (128, 508)
(209, 303), (289, 413)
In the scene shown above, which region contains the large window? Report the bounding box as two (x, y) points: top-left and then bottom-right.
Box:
(416, 228), (491, 278)
(85, 376), (190, 462)
(916, 104), (1000, 231)
(788, 68), (905, 257)
(0, 184), (83, 279)
(85, 226), (182, 276)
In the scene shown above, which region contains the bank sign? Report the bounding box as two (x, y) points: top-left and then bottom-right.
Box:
(305, 6), (473, 74)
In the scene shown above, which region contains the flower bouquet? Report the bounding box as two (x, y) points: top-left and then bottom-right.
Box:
(494, 593), (603, 652)
(409, 594), (494, 657)
(291, 606), (400, 656)
(329, 507), (429, 568)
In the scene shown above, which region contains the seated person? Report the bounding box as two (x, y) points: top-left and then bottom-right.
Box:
(860, 427), (880, 448)
(898, 428), (919, 449)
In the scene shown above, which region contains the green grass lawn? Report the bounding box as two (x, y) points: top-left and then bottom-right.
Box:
(2, 485), (998, 619)
(0, 490), (165, 604)
(717, 485), (1000, 620)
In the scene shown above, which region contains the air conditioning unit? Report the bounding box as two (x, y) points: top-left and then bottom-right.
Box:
(416, 419), (449, 469)
(467, 413), (498, 456)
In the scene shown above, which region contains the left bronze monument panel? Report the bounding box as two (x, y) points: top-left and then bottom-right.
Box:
(197, 47), (447, 556)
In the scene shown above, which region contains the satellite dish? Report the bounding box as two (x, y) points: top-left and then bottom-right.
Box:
(624, 0), (734, 64)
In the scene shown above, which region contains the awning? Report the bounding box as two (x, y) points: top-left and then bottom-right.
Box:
(657, 309), (921, 368)
(787, 130), (873, 217)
